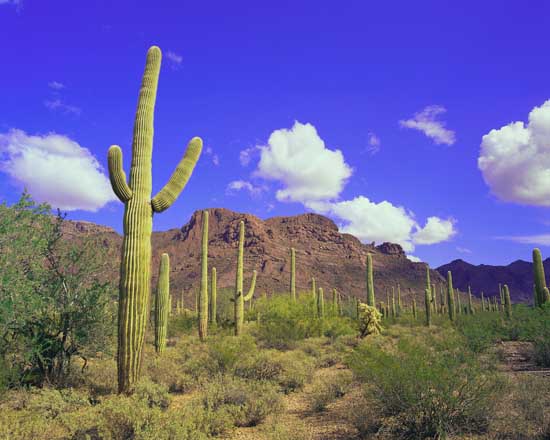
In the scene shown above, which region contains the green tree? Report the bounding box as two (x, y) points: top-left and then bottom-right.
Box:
(0, 192), (115, 387)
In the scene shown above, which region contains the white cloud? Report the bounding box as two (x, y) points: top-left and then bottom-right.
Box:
(407, 255), (422, 263)
(366, 132), (381, 154)
(226, 180), (266, 197)
(165, 51), (183, 69)
(412, 216), (456, 245)
(44, 99), (81, 116)
(399, 105), (456, 145)
(456, 246), (472, 254)
(0, 129), (117, 211)
(0, 0), (20, 4)
(494, 234), (550, 246)
(254, 121), (353, 203)
(478, 100), (550, 206)
(204, 146), (220, 166)
(48, 81), (65, 90)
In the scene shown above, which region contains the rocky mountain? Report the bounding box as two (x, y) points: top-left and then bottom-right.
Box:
(436, 259), (541, 303)
(64, 208), (446, 307)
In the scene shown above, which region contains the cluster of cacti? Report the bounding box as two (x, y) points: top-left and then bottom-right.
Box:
(234, 221), (257, 336)
(109, 46), (202, 394)
(358, 302), (382, 337)
(533, 248), (550, 306)
(198, 210), (209, 341)
(154, 254), (170, 354)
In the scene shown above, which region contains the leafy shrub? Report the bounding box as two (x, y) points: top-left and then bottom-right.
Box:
(347, 332), (504, 438)
(134, 378), (171, 409)
(308, 370), (352, 412)
(533, 335), (550, 367)
(202, 376), (283, 427)
(143, 348), (194, 392)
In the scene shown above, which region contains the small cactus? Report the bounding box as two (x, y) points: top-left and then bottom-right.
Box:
(154, 253), (170, 354)
(358, 302), (382, 337)
(503, 284), (512, 318)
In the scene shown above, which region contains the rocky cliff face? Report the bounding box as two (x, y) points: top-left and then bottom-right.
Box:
(64, 208), (446, 307)
(436, 258), (541, 303)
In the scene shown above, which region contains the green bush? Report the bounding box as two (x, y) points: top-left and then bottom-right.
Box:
(533, 335), (550, 367)
(308, 370), (353, 412)
(202, 376), (283, 427)
(347, 332), (504, 438)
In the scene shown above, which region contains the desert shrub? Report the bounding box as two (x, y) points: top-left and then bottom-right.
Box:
(347, 332), (504, 438)
(202, 376), (283, 427)
(81, 357), (118, 397)
(346, 392), (382, 438)
(308, 370), (353, 412)
(533, 334), (550, 367)
(134, 378), (171, 409)
(167, 313), (196, 337)
(143, 348), (194, 393)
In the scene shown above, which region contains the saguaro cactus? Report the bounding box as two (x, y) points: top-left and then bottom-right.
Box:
(234, 221), (257, 336)
(456, 289), (462, 315)
(312, 277), (317, 317)
(397, 284), (402, 315)
(366, 253), (375, 306)
(332, 288), (339, 315)
(317, 287), (325, 318)
(468, 286), (474, 315)
(424, 287), (432, 326)
(210, 267), (217, 325)
(447, 271), (456, 321)
(481, 292), (486, 312)
(108, 46), (202, 394)
(503, 284), (512, 318)
(391, 288), (397, 318)
(290, 248), (296, 301)
(154, 253), (170, 354)
(199, 210), (209, 341)
(533, 248), (548, 306)
(412, 297), (418, 319)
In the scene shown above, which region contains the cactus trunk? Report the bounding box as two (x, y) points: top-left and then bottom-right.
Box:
(468, 286), (474, 314)
(154, 254), (170, 354)
(366, 253), (375, 306)
(447, 271), (456, 321)
(533, 248), (548, 306)
(234, 221), (257, 336)
(317, 287), (325, 318)
(210, 267), (217, 325)
(504, 284), (512, 318)
(198, 210), (209, 341)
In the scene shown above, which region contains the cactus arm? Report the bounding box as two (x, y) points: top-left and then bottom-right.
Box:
(243, 270), (257, 301)
(108, 145), (133, 202)
(151, 137), (202, 213)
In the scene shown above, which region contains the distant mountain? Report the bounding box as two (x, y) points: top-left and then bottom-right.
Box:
(436, 258), (540, 303)
(62, 208), (445, 307)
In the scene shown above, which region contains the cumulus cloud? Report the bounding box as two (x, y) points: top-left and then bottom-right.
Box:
(308, 196), (455, 252)
(412, 216), (457, 245)
(494, 234), (550, 246)
(48, 81), (65, 90)
(226, 180), (266, 197)
(0, 129), (117, 211)
(44, 99), (81, 116)
(478, 100), (550, 206)
(399, 105), (456, 145)
(407, 255), (422, 263)
(366, 132), (381, 154)
(254, 121), (353, 203)
(205, 146), (220, 166)
(165, 51), (183, 69)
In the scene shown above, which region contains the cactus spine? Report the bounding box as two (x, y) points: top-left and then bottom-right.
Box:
(210, 267), (217, 325)
(290, 247), (296, 301)
(109, 46), (202, 394)
(154, 253), (170, 354)
(366, 253), (375, 306)
(447, 271), (456, 321)
(234, 221), (257, 336)
(533, 248), (549, 306)
(199, 210), (209, 341)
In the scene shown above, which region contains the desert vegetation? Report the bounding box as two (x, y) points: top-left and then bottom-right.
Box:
(1, 46), (550, 440)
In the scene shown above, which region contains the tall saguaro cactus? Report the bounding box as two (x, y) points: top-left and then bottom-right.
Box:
(210, 267), (217, 325)
(290, 248), (296, 301)
(234, 221), (257, 336)
(366, 253), (375, 306)
(154, 254), (170, 354)
(503, 284), (512, 318)
(108, 46), (202, 394)
(447, 271), (456, 322)
(317, 287), (325, 318)
(199, 210), (209, 341)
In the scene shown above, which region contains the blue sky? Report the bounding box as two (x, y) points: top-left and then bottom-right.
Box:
(2, 0), (550, 267)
